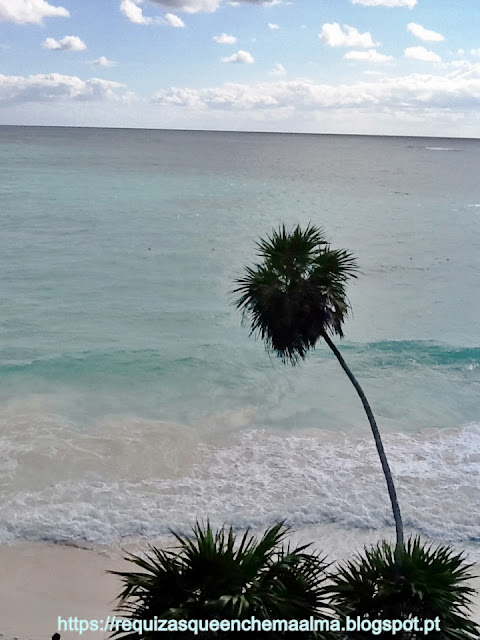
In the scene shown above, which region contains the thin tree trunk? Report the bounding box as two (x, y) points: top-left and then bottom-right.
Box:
(321, 331), (404, 552)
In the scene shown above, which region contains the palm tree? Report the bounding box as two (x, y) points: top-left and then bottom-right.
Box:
(232, 224), (404, 552)
(109, 522), (334, 639)
(330, 537), (479, 639)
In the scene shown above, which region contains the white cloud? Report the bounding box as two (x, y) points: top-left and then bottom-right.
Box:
(407, 23), (444, 43)
(165, 12), (184, 26)
(344, 49), (393, 63)
(268, 23), (279, 30)
(120, 1), (187, 25)
(351, 0), (416, 7)
(151, 86), (205, 107)
(92, 56), (117, 67)
(221, 50), (255, 64)
(213, 33), (237, 44)
(120, 0), (153, 24)
(152, 65), (480, 113)
(405, 46), (441, 63)
(42, 36), (87, 51)
(8, 67), (480, 135)
(0, 73), (134, 103)
(471, 49), (480, 57)
(320, 23), (377, 48)
(269, 63), (286, 77)
(0, 0), (69, 24)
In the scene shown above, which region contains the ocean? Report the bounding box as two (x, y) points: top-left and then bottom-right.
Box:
(1, 126), (479, 560)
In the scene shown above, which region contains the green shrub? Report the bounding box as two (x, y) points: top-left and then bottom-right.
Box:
(110, 522), (335, 639)
(329, 537), (479, 639)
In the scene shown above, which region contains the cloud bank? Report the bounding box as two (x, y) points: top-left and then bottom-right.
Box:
(151, 66), (480, 112)
(0, 73), (134, 103)
(4, 66), (480, 114)
(0, 73), (134, 104)
(4, 65), (480, 136)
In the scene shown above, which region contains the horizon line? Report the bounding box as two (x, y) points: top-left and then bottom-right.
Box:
(0, 123), (478, 141)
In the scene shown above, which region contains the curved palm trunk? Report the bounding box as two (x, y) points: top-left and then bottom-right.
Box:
(321, 331), (404, 553)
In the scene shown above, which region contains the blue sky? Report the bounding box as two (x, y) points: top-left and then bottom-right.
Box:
(2, 0), (480, 136)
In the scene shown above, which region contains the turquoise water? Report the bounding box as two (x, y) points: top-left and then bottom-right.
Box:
(1, 127), (480, 554)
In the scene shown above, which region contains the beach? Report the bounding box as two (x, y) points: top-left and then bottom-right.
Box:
(1, 537), (479, 640)
(0, 542), (129, 640)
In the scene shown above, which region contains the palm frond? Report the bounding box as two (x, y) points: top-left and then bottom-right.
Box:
(110, 522), (333, 639)
(231, 224), (358, 364)
(329, 537), (479, 639)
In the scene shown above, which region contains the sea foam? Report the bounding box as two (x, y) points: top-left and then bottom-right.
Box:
(1, 411), (479, 559)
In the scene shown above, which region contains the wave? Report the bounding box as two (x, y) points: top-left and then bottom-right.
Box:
(1, 341), (479, 377)
(0, 341), (478, 433)
(425, 146), (461, 152)
(345, 340), (480, 369)
(0, 340), (478, 551)
(0, 421), (479, 554)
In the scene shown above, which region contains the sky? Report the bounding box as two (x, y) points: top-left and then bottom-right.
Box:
(1, 0), (480, 136)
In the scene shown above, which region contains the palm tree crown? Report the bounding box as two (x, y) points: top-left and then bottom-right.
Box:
(232, 223), (358, 364)
(110, 522), (334, 639)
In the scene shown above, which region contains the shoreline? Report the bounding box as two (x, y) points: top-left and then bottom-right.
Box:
(1, 531), (479, 640)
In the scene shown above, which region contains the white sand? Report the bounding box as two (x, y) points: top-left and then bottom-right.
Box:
(0, 542), (132, 640)
(0, 541), (479, 640)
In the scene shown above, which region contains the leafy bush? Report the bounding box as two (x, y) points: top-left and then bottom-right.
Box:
(329, 537), (479, 639)
(110, 522), (334, 639)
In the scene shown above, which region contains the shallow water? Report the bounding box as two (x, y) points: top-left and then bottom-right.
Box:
(1, 126), (479, 557)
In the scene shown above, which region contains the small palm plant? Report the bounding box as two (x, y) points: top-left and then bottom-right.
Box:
(110, 522), (334, 639)
(232, 224), (404, 552)
(329, 537), (479, 639)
